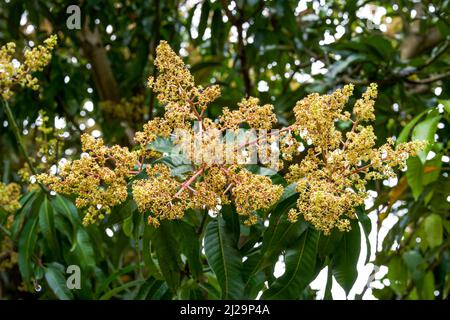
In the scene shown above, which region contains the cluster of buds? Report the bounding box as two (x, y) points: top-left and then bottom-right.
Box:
(0, 183), (21, 271)
(286, 83), (425, 234)
(0, 182), (21, 213)
(0, 35), (57, 100)
(38, 134), (139, 225)
(39, 41), (424, 234)
(132, 41), (284, 226)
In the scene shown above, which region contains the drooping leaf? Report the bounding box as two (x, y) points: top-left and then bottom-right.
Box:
(170, 220), (203, 279)
(332, 219), (361, 295)
(387, 256), (408, 295)
(18, 215), (39, 287)
(197, 0), (210, 42)
(406, 156), (424, 200)
(151, 222), (183, 292)
(74, 228), (96, 271)
(204, 216), (245, 299)
(39, 197), (59, 257)
(411, 115), (441, 163)
(356, 209), (372, 264)
(423, 214), (443, 249)
(262, 228), (320, 299)
(45, 263), (74, 300)
(403, 250), (426, 282)
(396, 110), (427, 144)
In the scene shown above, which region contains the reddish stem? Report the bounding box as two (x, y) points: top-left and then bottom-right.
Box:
(174, 166), (205, 198)
(236, 125), (293, 151)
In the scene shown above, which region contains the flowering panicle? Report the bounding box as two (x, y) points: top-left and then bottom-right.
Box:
(0, 182), (21, 213)
(38, 134), (139, 225)
(219, 97), (277, 130)
(132, 41), (283, 226)
(287, 84), (425, 234)
(0, 35), (57, 100)
(0, 183), (21, 271)
(36, 41), (425, 234)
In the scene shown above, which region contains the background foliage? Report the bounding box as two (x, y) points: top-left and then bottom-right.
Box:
(0, 0), (449, 300)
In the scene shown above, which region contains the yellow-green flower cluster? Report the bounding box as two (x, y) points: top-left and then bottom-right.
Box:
(38, 134), (138, 225)
(287, 84), (425, 234)
(0, 35), (57, 100)
(0, 182), (21, 213)
(36, 41), (425, 234)
(0, 182), (20, 271)
(0, 237), (17, 271)
(230, 168), (283, 225)
(132, 164), (190, 228)
(219, 97), (277, 130)
(131, 41), (283, 227)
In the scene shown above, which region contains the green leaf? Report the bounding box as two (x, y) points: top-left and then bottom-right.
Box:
(18, 216), (39, 286)
(439, 99), (450, 114)
(246, 191), (305, 280)
(387, 256), (408, 295)
(45, 263), (74, 300)
(406, 156), (424, 200)
(332, 219), (361, 295)
(197, 0), (210, 42)
(318, 229), (343, 259)
(403, 250), (426, 282)
(418, 272), (435, 300)
(423, 214), (443, 249)
(39, 197), (59, 257)
(142, 226), (160, 277)
(324, 261), (333, 300)
(242, 252), (266, 299)
(262, 228), (320, 299)
(122, 214), (134, 237)
(411, 115), (441, 163)
(74, 228), (96, 270)
(170, 220), (203, 279)
(11, 189), (38, 240)
(99, 279), (145, 300)
(204, 216), (245, 299)
(51, 194), (79, 224)
(151, 222), (183, 292)
(365, 35), (394, 60)
(397, 110), (427, 144)
(278, 182), (298, 203)
(95, 263), (141, 298)
(356, 209), (372, 264)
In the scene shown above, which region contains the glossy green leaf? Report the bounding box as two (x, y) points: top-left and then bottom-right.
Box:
(74, 228), (96, 270)
(332, 220), (361, 295)
(39, 197), (59, 256)
(406, 156), (424, 200)
(170, 220), (203, 279)
(403, 250), (426, 282)
(423, 214), (443, 249)
(18, 215), (39, 286)
(204, 216), (245, 299)
(388, 256), (408, 295)
(151, 222), (183, 292)
(262, 228), (320, 299)
(45, 263), (74, 300)
(396, 111), (427, 144)
(197, 0), (210, 42)
(411, 115), (441, 163)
